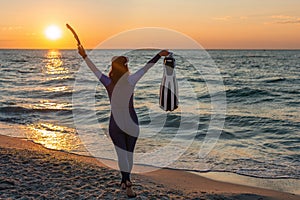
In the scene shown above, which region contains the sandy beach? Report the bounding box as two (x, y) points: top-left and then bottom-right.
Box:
(0, 134), (299, 200)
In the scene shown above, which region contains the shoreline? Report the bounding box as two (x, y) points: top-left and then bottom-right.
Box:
(195, 172), (300, 196)
(1, 134), (299, 199)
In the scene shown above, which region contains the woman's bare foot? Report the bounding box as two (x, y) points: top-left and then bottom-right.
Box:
(126, 181), (137, 198)
(120, 182), (126, 190)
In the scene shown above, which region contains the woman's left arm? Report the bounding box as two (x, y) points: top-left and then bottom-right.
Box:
(128, 50), (169, 85)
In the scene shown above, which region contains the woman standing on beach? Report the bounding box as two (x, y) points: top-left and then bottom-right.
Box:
(77, 45), (169, 197)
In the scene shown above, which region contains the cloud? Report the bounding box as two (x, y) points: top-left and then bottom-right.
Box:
(271, 15), (294, 20)
(276, 19), (300, 24)
(1, 26), (23, 31)
(269, 15), (300, 24)
(212, 16), (232, 21)
(212, 16), (249, 21)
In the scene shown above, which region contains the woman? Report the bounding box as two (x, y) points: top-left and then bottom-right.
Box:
(78, 45), (169, 197)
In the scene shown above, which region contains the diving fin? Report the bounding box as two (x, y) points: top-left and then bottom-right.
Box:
(159, 52), (178, 111)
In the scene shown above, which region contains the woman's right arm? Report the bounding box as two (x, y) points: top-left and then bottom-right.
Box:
(78, 45), (102, 79)
(84, 56), (103, 80)
(78, 45), (111, 86)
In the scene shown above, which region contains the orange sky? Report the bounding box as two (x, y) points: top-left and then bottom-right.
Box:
(1, 0), (300, 49)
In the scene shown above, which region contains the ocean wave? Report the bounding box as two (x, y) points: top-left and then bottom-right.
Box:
(0, 68), (18, 73)
(197, 87), (278, 102)
(48, 91), (74, 98)
(0, 106), (71, 114)
(225, 87), (278, 98)
(17, 69), (35, 74)
(195, 129), (236, 140)
(187, 77), (205, 83)
(0, 105), (73, 125)
(261, 77), (286, 83)
(41, 77), (75, 85)
(5, 59), (28, 63)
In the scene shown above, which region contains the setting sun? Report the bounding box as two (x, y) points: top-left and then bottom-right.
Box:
(45, 25), (62, 40)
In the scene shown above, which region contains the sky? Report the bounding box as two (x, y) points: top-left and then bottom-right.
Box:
(0, 0), (300, 49)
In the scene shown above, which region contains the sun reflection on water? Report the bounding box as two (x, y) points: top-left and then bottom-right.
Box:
(26, 50), (83, 152)
(43, 50), (69, 75)
(26, 122), (84, 152)
(31, 100), (71, 110)
(47, 86), (69, 92)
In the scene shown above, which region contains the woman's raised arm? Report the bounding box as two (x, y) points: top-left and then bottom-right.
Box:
(78, 45), (103, 80)
(78, 45), (111, 86)
(128, 50), (169, 85)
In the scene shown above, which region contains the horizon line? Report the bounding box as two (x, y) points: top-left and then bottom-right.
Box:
(0, 48), (300, 51)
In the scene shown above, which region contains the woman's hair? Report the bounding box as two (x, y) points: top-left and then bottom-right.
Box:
(109, 56), (129, 84)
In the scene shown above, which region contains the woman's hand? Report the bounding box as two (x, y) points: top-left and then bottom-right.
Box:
(159, 50), (170, 57)
(78, 45), (87, 59)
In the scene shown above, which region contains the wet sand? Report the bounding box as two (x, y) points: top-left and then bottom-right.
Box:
(1, 134), (299, 200)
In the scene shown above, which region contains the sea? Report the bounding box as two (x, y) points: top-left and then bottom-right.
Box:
(0, 49), (299, 181)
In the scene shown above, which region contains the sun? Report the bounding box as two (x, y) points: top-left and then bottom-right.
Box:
(45, 25), (62, 40)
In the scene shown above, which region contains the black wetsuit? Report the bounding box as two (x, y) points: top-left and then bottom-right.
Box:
(84, 54), (161, 182)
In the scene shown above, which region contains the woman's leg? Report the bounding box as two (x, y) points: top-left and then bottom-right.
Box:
(109, 123), (131, 183)
(125, 109), (139, 179)
(125, 134), (138, 181)
(109, 114), (138, 197)
(123, 134), (138, 197)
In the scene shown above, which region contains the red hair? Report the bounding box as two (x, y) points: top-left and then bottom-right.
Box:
(109, 56), (129, 84)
